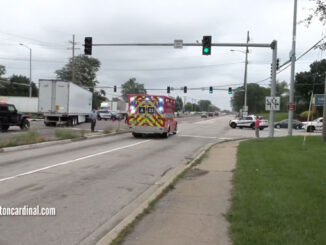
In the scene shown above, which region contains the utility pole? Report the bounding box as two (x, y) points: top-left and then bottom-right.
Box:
(288, 0), (297, 136)
(243, 31), (250, 114)
(269, 41), (278, 138)
(68, 34), (79, 83)
(323, 75), (326, 142)
(19, 43), (32, 97)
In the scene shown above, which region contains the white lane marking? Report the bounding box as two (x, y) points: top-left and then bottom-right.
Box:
(0, 140), (151, 183)
(178, 135), (218, 139)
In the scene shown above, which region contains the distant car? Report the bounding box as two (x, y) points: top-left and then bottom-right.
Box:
(274, 119), (303, 129)
(229, 115), (269, 130)
(302, 117), (323, 132)
(97, 110), (112, 120)
(208, 112), (214, 117)
(201, 112), (208, 118)
(214, 111), (219, 116)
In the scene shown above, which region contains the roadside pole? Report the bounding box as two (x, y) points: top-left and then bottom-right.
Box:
(323, 75), (326, 142)
(288, 0), (297, 136)
(269, 41), (277, 138)
(243, 31), (249, 114)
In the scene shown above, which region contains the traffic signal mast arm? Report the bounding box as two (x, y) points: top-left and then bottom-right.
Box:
(90, 42), (272, 48)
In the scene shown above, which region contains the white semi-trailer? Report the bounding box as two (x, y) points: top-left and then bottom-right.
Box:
(38, 79), (92, 126)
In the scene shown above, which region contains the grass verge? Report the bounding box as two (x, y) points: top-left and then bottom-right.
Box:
(55, 128), (83, 140)
(228, 136), (326, 245)
(257, 112), (288, 122)
(0, 130), (45, 148)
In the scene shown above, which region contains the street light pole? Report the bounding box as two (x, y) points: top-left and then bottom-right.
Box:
(243, 31), (250, 113)
(230, 31), (250, 116)
(19, 43), (32, 97)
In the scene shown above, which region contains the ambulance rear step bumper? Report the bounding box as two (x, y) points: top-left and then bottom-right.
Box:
(129, 125), (166, 134)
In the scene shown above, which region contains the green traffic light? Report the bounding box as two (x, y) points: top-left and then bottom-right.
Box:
(204, 47), (210, 53)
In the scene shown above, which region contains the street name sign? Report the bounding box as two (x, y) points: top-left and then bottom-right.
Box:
(174, 40), (183, 49)
(265, 96), (280, 111)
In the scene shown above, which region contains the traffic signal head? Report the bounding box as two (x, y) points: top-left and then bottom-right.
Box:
(184, 86), (187, 93)
(209, 86), (213, 94)
(84, 37), (92, 55)
(228, 87), (232, 94)
(202, 36), (212, 55)
(276, 58), (280, 70)
(167, 86), (170, 94)
(270, 63), (273, 77)
(114, 85), (117, 92)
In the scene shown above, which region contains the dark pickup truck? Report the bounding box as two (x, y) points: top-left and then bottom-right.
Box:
(0, 103), (30, 132)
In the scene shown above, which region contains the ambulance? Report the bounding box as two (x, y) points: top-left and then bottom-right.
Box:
(128, 94), (178, 138)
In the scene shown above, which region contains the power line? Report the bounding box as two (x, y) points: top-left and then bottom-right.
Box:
(253, 36), (326, 85)
(99, 62), (244, 72)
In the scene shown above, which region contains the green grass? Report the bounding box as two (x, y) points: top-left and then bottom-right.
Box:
(0, 130), (45, 148)
(228, 136), (326, 245)
(54, 128), (83, 140)
(257, 112), (288, 122)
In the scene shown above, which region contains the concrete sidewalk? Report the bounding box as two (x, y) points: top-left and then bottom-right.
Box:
(122, 141), (239, 245)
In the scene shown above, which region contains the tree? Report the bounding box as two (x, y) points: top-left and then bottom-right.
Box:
(0, 75), (38, 97)
(184, 102), (193, 112)
(55, 54), (101, 88)
(112, 97), (121, 102)
(304, 1), (326, 49)
(231, 84), (269, 113)
(92, 89), (106, 109)
(198, 100), (212, 112)
(121, 78), (147, 102)
(175, 96), (183, 112)
(295, 59), (326, 113)
(0, 65), (5, 77)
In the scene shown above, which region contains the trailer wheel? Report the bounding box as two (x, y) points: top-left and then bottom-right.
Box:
(132, 132), (142, 138)
(1, 125), (9, 132)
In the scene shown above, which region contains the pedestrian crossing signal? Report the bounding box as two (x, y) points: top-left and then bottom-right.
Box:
(209, 86), (213, 94)
(228, 87), (232, 94)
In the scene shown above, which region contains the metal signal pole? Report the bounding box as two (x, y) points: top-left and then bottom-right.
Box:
(288, 0), (297, 136)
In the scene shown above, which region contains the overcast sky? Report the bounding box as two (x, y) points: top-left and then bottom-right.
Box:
(0, 0), (325, 110)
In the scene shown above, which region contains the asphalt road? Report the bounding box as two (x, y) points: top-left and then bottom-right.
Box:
(0, 115), (206, 142)
(0, 115), (236, 245)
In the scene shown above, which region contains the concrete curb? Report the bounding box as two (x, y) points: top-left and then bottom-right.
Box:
(0, 130), (130, 153)
(91, 139), (241, 245)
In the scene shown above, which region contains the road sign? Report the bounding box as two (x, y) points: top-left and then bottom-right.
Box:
(313, 94), (324, 107)
(288, 103), (296, 111)
(174, 40), (183, 49)
(265, 96), (280, 111)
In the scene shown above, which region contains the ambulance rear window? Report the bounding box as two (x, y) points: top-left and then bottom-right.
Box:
(148, 107), (154, 114)
(139, 107), (145, 113)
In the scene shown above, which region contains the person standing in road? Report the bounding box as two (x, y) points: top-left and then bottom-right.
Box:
(90, 109), (97, 132)
(255, 117), (261, 138)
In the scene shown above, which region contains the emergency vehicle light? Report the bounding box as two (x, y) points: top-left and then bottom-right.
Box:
(130, 97), (135, 101)
(158, 107), (164, 113)
(130, 106), (136, 114)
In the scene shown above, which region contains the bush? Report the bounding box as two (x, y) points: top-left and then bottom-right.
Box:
(55, 129), (81, 140)
(0, 130), (45, 148)
(299, 110), (316, 120)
